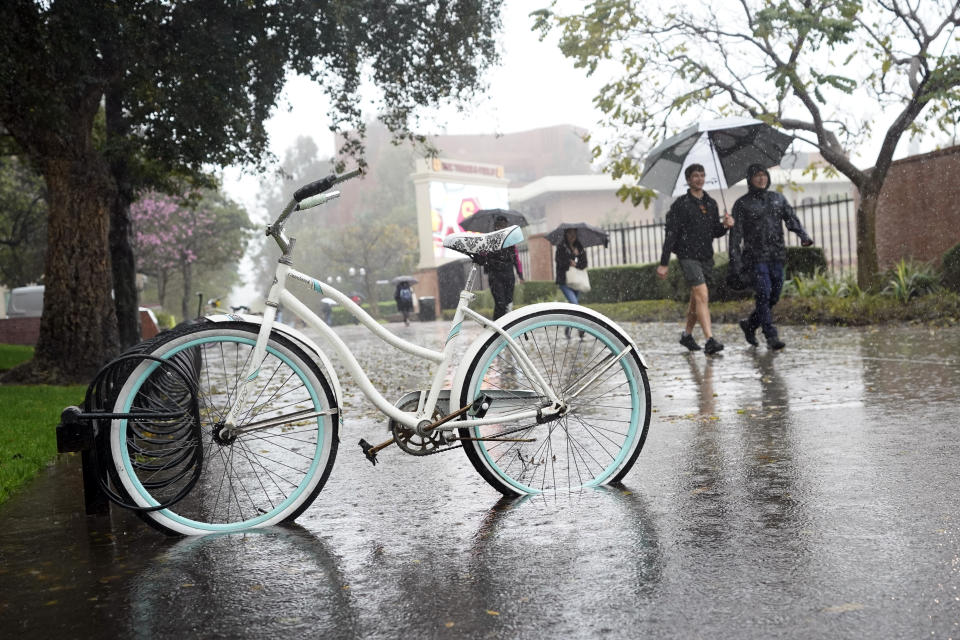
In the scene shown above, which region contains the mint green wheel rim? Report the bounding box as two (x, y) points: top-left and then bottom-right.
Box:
(469, 318), (641, 493)
(118, 335), (326, 532)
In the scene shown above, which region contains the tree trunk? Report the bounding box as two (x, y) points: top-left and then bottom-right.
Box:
(106, 86), (141, 350)
(110, 192), (141, 349)
(156, 268), (168, 309)
(181, 261), (193, 321)
(363, 273), (379, 318)
(855, 189), (881, 291)
(29, 154), (119, 384)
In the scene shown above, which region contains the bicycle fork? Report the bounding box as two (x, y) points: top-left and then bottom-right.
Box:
(220, 264), (290, 436)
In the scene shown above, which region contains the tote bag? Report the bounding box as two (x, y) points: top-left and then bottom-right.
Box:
(566, 267), (591, 293)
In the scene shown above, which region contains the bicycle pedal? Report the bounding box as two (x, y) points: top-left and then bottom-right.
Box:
(357, 439), (378, 466)
(468, 394), (492, 419)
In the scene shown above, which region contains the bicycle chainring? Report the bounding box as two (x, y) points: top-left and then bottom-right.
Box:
(388, 397), (454, 456)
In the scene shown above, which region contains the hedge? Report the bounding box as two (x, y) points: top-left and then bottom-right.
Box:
(578, 247), (825, 305)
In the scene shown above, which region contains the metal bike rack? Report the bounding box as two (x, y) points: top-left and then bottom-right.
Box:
(56, 346), (202, 516)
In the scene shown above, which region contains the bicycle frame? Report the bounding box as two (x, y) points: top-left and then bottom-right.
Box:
(222, 250), (563, 435)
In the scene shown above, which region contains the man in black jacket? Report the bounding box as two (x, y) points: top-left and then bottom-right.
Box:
(729, 164), (814, 350)
(657, 164), (734, 355)
(486, 215), (524, 320)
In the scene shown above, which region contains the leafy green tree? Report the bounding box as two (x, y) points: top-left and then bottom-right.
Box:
(251, 128), (420, 314)
(535, 0), (960, 288)
(0, 156), (46, 288)
(0, 0), (503, 383)
(322, 219), (419, 317)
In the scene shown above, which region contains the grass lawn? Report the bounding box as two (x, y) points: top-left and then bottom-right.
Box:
(0, 344), (85, 505)
(0, 343), (34, 371)
(0, 384), (85, 505)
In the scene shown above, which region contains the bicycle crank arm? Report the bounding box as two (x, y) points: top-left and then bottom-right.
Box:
(358, 437), (395, 466)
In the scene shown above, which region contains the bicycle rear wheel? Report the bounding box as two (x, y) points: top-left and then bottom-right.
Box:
(458, 308), (650, 495)
(109, 322), (338, 535)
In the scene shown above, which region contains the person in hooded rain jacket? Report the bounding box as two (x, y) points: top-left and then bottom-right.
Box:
(729, 164), (814, 350)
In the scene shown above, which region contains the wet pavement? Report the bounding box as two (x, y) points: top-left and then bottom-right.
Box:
(2, 319), (959, 638)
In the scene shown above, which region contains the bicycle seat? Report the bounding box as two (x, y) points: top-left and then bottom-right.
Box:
(443, 225), (524, 259)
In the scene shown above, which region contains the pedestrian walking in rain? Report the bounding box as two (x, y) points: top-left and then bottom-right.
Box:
(555, 227), (587, 338)
(394, 281), (414, 326)
(485, 214), (524, 320)
(729, 163), (814, 350)
(657, 163), (734, 355)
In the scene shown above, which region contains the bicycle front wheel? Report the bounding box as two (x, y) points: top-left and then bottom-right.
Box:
(109, 322), (338, 535)
(458, 308), (650, 495)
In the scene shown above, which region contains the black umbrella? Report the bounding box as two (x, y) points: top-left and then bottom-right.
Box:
(390, 275), (418, 285)
(639, 116), (793, 207)
(460, 208), (528, 233)
(545, 222), (609, 248)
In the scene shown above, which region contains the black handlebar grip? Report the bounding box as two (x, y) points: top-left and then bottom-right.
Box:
(293, 174), (338, 202)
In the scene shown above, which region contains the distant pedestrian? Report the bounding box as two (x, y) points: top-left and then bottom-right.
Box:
(319, 300), (333, 326)
(555, 228), (587, 339)
(657, 164), (734, 355)
(349, 293), (363, 324)
(486, 215), (524, 320)
(729, 163), (814, 350)
(394, 281), (414, 326)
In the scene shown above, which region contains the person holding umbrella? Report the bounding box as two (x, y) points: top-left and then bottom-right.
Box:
(657, 163), (734, 355)
(554, 227), (588, 338)
(485, 214), (524, 320)
(729, 164), (814, 351)
(392, 276), (417, 326)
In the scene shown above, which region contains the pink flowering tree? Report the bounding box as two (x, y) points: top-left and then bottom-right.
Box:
(132, 190), (252, 320)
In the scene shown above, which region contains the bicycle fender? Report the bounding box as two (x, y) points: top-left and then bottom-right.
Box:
(449, 303), (648, 405)
(204, 313), (343, 414)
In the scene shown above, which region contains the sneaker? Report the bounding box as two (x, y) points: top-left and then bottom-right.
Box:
(679, 332), (701, 351)
(767, 337), (786, 351)
(704, 337), (724, 355)
(739, 319), (759, 346)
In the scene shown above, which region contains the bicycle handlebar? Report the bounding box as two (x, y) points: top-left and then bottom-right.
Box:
(296, 190), (340, 211)
(292, 168), (363, 202)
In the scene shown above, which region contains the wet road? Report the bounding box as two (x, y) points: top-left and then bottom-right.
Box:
(2, 320), (959, 638)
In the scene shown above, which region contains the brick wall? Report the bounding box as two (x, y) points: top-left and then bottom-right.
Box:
(877, 145), (960, 268)
(527, 235), (556, 282)
(0, 317), (41, 346)
(0, 311), (157, 346)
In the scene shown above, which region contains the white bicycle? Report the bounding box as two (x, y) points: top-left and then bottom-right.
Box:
(107, 169), (652, 535)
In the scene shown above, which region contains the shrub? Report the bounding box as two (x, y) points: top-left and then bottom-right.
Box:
(882, 258), (941, 303)
(579, 263), (680, 304)
(155, 311), (177, 329)
(943, 242), (960, 293)
(784, 268), (863, 299)
(517, 280), (562, 304)
(785, 246), (827, 279)
(329, 300), (396, 325)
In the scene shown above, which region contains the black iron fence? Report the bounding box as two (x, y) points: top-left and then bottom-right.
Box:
(524, 195), (856, 279)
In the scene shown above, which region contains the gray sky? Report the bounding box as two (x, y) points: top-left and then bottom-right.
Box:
(221, 4), (605, 212)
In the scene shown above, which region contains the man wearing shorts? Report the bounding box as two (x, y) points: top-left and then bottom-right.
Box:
(657, 164), (734, 355)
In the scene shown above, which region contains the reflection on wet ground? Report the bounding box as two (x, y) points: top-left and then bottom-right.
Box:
(1, 321), (959, 638)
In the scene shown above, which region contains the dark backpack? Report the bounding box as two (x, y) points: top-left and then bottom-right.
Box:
(399, 287), (413, 302)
